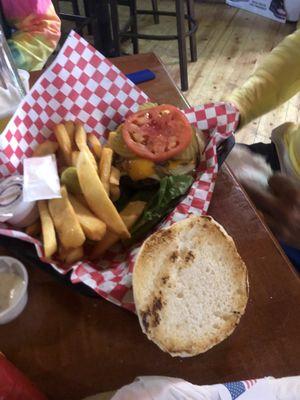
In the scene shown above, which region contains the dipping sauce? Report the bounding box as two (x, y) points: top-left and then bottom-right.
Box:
(0, 269), (25, 312)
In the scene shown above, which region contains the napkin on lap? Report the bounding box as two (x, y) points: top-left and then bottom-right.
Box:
(105, 375), (300, 400)
(273, 376), (300, 400)
(112, 376), (220, 400)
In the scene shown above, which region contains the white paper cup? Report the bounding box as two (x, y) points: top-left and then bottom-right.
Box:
(0, 256), (28, 324)
(17, 69), (30, 93)
(0, 70), (29, 133)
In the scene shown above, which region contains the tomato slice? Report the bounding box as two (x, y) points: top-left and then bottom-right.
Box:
(122, 104), (192, 163)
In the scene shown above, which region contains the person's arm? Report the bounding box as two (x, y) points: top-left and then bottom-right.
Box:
(2, 0), (61, 71)
(228, 28), (300, 128)
(243, 174), (300, 249)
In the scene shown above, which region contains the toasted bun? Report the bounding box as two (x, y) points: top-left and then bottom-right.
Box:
(133, 216), (249, 357)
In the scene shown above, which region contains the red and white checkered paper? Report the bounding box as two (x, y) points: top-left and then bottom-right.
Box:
(0, 31), (239, 312)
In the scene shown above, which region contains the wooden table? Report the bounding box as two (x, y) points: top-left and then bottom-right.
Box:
(1, 53), (300, 400)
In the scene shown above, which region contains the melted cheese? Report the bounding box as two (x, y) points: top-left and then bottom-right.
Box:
(127, 159), (156, 181)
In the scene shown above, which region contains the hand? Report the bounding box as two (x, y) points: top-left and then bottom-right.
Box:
(242, 173), (300, 248)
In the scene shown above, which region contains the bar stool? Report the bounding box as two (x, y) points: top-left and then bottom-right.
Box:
(53, 1), (110, 55)
(109, 0), (198, 91)
(53, 0), (92, 35)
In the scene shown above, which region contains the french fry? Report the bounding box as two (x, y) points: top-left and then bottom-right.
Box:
(119, 201), (146, 229)
(65, 247), (84, 264)
(25, 221), (41, 237)
(99, 147), (113, 194)
(68, 193), (107, 241)
(109, 167), (120, 201)
(75, 193), (89, 208)
(75, 124), (98, 170)
(90, 201), (146, 259)
(110, 184), (120, 202)
(32, 140), (58, 157)
(72, 150), (80, 166)
(77, 151), (130, 238)
(48, 186), (85, 248)
(110, 166), (120, 186)
(64, 121), (75, 149)
(58, 245), (84, 264)
(74, 123), (87, 149)
(107, 131), (117, 149)
(58, 245), (67, 261)
(56, 149), (67, 172)
(88, 133), (102, 160)
(53, 124), (72, 165)
(38, 200), (57, 258)
(90, 233), (117, 260)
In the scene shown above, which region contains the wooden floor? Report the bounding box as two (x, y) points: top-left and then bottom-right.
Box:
(121, 1), (299, 144)
(62, 1), (299, 144)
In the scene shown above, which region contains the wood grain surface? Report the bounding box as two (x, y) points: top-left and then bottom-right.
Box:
(1, 53), (299, 400)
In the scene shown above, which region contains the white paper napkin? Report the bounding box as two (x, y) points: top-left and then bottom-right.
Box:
(108, 375), (300, 400)
(23, 155), (61, 201)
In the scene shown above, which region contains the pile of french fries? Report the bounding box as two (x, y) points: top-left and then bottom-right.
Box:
(26, 121), (146, 265)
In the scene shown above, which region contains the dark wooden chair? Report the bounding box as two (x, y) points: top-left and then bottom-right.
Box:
(53, 0), (92, 35)
(53, 0), (108, 54)
(109, 0), (198, 91)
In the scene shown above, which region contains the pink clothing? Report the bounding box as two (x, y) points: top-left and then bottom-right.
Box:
(1, 0), (61, 71)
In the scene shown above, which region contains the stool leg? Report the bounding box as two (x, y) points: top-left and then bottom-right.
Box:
(110, 0), (121, 56)
(89, 0), (104, 53)
(71, 0), (82, 33)
(52, 0), (60, 13)
(176, 0), (188, 91)
(71, 0), (80, 15)
(187, 0), (197, 62)
(151, 0), (159, 24)
(130, 0), (139, 54)
(84, 0), (93, 35)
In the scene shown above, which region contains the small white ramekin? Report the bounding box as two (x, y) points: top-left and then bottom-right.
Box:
(0, 256), (28, 324)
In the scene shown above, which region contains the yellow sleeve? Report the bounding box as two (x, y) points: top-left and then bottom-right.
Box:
(285, 125), (300, 176)
(228, 28), (300, 128)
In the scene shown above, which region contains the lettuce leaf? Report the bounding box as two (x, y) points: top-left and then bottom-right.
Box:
(127, 175), (194, 245)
